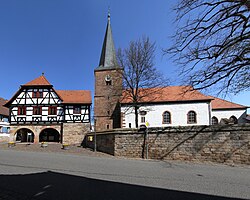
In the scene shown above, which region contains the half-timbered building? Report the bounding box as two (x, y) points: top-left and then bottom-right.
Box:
(4, 75), (91, 144)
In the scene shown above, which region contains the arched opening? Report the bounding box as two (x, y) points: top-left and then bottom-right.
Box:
(229, 116), (238, 124)
(39, 128), (60, 142)
(212, 116), (219, 125)
(187, 110), (197, 124)
(15, 128), (34, 143)
(162, 111), (171, 124)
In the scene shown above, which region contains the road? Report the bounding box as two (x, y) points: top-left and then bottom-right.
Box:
(0, 149), (249, 200)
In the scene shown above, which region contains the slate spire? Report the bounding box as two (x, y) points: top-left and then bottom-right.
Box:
(97, 12), (119, 70)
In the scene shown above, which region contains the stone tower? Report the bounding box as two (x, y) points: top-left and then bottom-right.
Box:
(94, 13), (123, 131)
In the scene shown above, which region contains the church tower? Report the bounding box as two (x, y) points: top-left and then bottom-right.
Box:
(94, 13), (123, 131)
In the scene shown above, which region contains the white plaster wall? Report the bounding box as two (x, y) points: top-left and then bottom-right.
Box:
(212, 109), (247, 123)
(121, 102), (211, 128)
(65, 106), (89, 122)
(11, 106), (64, 122)
(0, 121), (10, 133)
(13, 89), (62, 105)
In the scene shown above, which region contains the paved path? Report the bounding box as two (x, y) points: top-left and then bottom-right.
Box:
(0, 149), (249, 200)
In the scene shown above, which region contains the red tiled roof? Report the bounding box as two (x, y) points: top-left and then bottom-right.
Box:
(23, 75), (52, 86)
(210, 96), (248, 110)
(121, 86), (213, 104)
(0, 98), (9, 116)
(56, 90), (92, 104)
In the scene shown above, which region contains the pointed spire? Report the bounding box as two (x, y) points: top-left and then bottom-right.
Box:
(96, 12), (119, 70)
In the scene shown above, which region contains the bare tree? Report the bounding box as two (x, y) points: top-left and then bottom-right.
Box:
(166, 0), (250, 94)
(117, 37), (168, 128)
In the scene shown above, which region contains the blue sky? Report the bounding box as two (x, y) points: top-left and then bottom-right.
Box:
(0, 0), (249, 111)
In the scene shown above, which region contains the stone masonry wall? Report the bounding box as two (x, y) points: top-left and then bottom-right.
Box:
(0, 134), (10, 143)
(63, 123), (90, 145)
(84, 132), (115, 155)
(86, 124), (250, 165)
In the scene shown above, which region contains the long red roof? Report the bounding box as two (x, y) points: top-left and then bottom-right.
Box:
(56, 90), (92, 104)
(121, 86), (213, 103)
(210, 96), (248, 110)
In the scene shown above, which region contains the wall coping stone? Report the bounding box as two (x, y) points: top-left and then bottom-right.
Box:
(87, 124), (250, 136)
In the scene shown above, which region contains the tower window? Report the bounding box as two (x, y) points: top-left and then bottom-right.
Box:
(106, 80), (112, 85)
(107, 110), (110, 115)
(105, 75), (112, 85)
(106, 124), (110, 129)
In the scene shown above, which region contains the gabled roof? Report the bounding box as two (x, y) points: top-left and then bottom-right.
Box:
(210, 96), (248, 110)
(56, 90), (92, 104)
(121, 86), (213, 104)
(23, 74), (52, 86)
(95, 13), (120, 71)
(0, 98), (9, 116)
(5, 75), (91, 107)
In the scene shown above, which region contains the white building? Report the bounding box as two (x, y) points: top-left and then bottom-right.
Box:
(0, 97), (10, 135)
(210, 96), (248, 124)
(121, 86), (248, 128)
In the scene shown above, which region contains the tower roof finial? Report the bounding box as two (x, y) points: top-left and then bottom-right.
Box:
(108, 7), (110, 20)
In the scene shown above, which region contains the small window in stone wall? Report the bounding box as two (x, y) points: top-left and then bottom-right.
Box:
(129, 123), (131, 128)
(107, 124), (110, 129)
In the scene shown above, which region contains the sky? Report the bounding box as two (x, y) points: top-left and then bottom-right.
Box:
(0, 0), (249, 111)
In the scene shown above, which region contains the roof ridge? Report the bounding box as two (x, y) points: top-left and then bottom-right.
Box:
(23, 74), (52, 86)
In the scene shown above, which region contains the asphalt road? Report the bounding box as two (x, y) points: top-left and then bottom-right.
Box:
(0, 149), (249, 200)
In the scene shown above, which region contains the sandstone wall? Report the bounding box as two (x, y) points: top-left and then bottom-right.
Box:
(85, 132), (115, 155)
(0, 134), (10, 143)
(86, 125), (250, 165)
(9, 123), (90, 145)
(63, 123), (90, 145)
